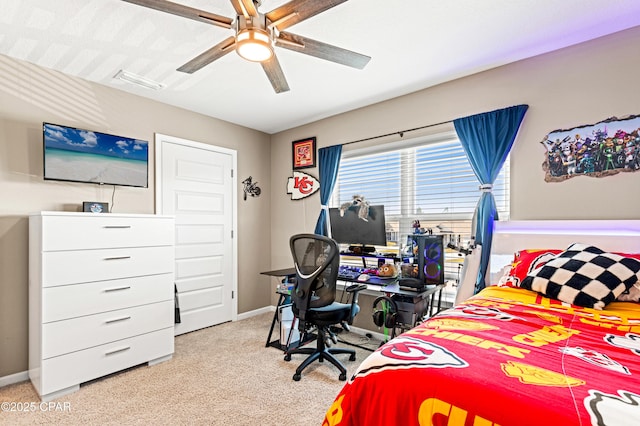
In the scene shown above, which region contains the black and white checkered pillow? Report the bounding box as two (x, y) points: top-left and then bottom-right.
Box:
(521, 243), (640, 310)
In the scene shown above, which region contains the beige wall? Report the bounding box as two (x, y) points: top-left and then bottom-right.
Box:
(2, 25), (640, 379)
(268, 27), (640, 327)
(0, 54), (272, 377)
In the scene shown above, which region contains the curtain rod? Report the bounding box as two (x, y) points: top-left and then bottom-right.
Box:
(339, 119), (453, 147)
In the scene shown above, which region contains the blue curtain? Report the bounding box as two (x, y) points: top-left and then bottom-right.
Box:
(314, 145), (343, 235)
(453, 104), (528, 292)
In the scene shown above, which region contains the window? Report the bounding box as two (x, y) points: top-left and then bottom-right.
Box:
(330, 131), (510, 280)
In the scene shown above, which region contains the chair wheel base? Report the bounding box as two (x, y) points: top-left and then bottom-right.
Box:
(284, 354), (291, 361)
(339, 373), (347, 381)
(293, 373), (301, 381)
(349, 354), (356, 361)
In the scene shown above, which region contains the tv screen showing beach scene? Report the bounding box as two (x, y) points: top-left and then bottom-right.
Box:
(43, 123), (148, 188)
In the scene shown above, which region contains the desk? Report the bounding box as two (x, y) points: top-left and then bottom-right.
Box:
(336, 278), (444, 345)
(337, 279), (444, 323)
(262, 267), (296, 279)
(261, 268), (296, 350)
(386, 283), (444, 329)
(261, 267), (445, 349)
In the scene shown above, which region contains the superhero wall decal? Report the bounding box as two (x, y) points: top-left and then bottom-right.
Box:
(541, 114), (640, 182)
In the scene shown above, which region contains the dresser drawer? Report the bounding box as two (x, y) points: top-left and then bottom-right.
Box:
(40, 328), (174, 396)
(41, 246), (174, 287)
(43, 274), (173, 323)
(40, 215), (174, 251)
(42, 301), (173, 359)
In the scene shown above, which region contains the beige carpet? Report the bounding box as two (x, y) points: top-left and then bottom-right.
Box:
(0, 313), (380, 425)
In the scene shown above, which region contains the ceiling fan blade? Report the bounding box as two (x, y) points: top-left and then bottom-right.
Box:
(229, 0), (259, 18)
(266, 0), (348, 31)
(177, 36), (236, 73)
(122, 0), (233, 29)
(261, 55), (290, 93)
(276, 32), (370, 69)
(228, 0), (244, 16)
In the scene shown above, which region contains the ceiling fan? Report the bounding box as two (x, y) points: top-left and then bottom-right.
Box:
(122, 0), (371, 93)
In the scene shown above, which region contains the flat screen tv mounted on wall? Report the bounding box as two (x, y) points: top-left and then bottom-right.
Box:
(328, 205), (387, 253)
(43, 122), (149, 188)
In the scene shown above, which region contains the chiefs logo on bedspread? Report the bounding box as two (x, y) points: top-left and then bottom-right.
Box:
(561, 346), (630, 375)
(605, 332), (640, 355)
(585, 390), (640, 426)
(351, 336), (468, 380)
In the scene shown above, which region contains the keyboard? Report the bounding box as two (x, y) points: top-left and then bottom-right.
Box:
(337, 266), (362, 280)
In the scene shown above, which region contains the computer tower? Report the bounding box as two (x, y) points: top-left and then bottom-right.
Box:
(408, 234), (445, 285)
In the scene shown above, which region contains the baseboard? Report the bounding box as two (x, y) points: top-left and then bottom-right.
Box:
(0, 370), (29, 388)
(237, 305), (275, 321)
(349, 325), (385, 342)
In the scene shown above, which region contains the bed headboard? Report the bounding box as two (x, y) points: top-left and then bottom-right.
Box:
(492, 220), (640, 255)
(485, 220), (640, 285)
(458, 220), (640, 304)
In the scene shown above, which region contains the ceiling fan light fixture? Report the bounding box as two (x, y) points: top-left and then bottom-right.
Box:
(236, 28), (273, 62)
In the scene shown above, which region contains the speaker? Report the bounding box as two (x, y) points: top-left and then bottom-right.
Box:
(372, 296), (398, 329)
(413, 234), (445, 285)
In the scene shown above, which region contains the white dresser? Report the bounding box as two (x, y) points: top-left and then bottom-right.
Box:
(29, 212), (175, 401)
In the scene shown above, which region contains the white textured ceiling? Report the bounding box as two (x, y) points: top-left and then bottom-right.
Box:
(1, 0), (640, 134)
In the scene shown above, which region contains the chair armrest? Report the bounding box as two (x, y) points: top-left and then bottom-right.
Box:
(346, 284), (368, 293)
(345, 284), (368, 325)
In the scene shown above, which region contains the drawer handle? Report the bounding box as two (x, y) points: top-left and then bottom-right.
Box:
(104, 286), (131, 293)
(103, 225), (132, 229)
(105, 316), (131, 324)
(103, 256), (131, 261)
(105, 346), (131, 356)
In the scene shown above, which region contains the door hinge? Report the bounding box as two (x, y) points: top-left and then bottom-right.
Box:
(231, 169), (234, 178)
(231, 230), (234, 238)
(232, 290), (235, 299)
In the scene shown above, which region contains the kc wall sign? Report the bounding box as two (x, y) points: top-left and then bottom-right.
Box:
(287, 171), (320, 200)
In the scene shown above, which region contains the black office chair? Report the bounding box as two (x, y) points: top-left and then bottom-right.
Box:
(284, 233), (366, 381)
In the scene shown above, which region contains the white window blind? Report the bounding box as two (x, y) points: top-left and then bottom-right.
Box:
(330, 132), (510, 254)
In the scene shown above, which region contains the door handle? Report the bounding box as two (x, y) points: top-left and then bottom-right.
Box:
(103, 256), (131, 261)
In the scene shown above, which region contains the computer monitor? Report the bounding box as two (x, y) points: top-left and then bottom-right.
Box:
(328, 205), (386, 253)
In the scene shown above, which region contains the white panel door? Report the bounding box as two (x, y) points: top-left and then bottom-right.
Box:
(155, 134), (237, 335)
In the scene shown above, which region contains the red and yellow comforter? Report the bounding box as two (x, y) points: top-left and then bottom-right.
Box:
(324, 286), (640, 426)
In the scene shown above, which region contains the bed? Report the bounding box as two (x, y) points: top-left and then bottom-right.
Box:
(323, 221), (640, 426)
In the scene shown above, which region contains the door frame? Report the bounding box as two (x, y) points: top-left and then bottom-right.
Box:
(154, 133), (238, 322)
